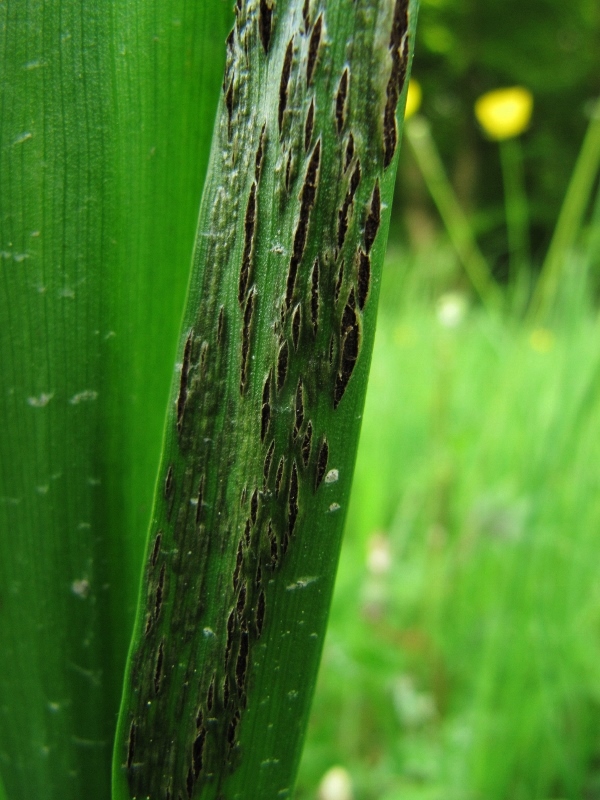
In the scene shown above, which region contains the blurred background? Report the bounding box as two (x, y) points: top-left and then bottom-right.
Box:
(296, 0), (600, 798)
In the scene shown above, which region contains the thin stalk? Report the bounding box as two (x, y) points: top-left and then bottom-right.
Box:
(529, 100), (600, 323)
(405, 115), (500, 311)
(500, 137), (530, 284)
(113, 1), (419, 798)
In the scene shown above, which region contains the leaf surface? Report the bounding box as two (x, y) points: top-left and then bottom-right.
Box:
(0, 3), (232, 798)
(113, 1), (419, 798)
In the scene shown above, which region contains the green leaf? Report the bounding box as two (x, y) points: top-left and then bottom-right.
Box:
(0, 3), (232, 798)
(113, 1), (418, 798)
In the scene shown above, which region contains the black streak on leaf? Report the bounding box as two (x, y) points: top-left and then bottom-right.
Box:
(154, 640), (164, 695)
(192, 728), (206, 778)
(126, 720), (136, 769)
(294, 379), (304, 438)
(310, 258), (319, 334)
(292, 304), (302, 350)
(277, 340), (289, 391)
(255, 123), (267, 181)
(302, 421), (313, 467)
(217, 305), (225, 345)
(275, 456), (285, 497)
(303, 0), (310, 28)
(357, 249), (371, 310)
(261, 371), (272, 441)
(263, 439), (275, 487)
(250, 489), (259, 525)
(240, 288), (256, 394)
(236, 629), (249, 692)
(279, 38), (294, 134)
(259, 0), (274, 54)
(285, 140), (321, 309)
(177, 330), (193, 433)
(337, 159), (361, 250)
(288, 461), (299, 535)
(306, 14), (322, 86)
(344, 133), (355, 172)
(334, 260), (344, 303)
(316, 439), (329, 489)
(195, 475), (205, 524)
(207, 678), (215, 712)
(304, 98), (315, 153)
(164, 465), (173, 499)
(150, 531), (162, 568)
(155, 563), (166, 621)
(256, 590), (266, 636)
(364, 180), (381, 253)
(233, 540), (244, 591)
(268, 520), (278, 566)
(334, 288), (360, 407)
(335, 68), (349, 134)
(383, 0), (410, 167)
(239, 182), (257, 305)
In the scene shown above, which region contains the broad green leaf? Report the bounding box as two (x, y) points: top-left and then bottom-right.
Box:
(113, 1), (419, 798)
(0, 3), (232, 798)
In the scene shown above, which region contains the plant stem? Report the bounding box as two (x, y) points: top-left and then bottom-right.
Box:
(406, 116), (500, 311)
(529, 100), (600, 323)
(500, 137), (530, 284)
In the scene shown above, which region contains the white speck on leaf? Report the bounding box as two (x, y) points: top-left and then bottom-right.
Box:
(71, 579), (90, 599)
(70, 390), (98, 404)
(13, 132), (32, 145)
(328, 503), (341, 513)
(324, 469), (339, 484)
(27, 392), (53, 408)
(286, 576), (318, 591)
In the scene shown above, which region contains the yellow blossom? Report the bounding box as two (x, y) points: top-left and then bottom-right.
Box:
(474, 86), (533, 140)
(405, 79), (422, 120)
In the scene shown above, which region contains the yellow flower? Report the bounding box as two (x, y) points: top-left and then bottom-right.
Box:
(474, 87), (533, 140)
(405, 79), (422, 120)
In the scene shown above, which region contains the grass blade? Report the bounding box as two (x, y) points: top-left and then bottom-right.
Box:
(113, 1), (419, 798)
(0, 3), (231, 798)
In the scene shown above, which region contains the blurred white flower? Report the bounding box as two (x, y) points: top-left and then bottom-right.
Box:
(366, 532), (392, 576)
(436, 292), (467, 328)
(392, 675), (437, 728)
(318, 766), (354, 800)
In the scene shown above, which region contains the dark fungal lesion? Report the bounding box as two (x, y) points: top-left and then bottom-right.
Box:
(261, 371), (272, 442)
(337, 159), (361, 251)
(383, 0), (410, 167)
(334, 287), (361, 408)
(238, 182), (257, 306)
(292, 304), (302, 350)
(335, 68), (349, 134)
(301, 421), (313, 467)
(315, 438), (329, 489)
(364, 180), (381, 253)
(164, 465), (174, 500)
(277, 340), (289, 391)
(278, 37), (294, 134)
(294, 379), (305, 438)
(306, 13), (322, 86)
(304, 98), (315, 153)
(356, 248), (371, 310)
(285, 139), (322, 310)
(258, 0), (274, 54)
(176, 330), (193, 433)
(240, 289), (257, 394)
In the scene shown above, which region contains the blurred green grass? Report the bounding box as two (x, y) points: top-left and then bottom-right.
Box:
(297, 250), (600, 800)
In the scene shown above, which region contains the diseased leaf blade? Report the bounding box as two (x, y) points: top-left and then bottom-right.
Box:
(113, 1), (419, 798)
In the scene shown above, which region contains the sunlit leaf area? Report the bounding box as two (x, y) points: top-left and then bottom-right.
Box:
(2, 0), (600, 798)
